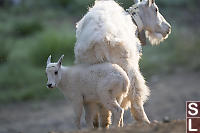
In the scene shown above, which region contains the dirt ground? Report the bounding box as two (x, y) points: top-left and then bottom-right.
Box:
(0, 71), (200, 133)
(64, 120), (185, 133)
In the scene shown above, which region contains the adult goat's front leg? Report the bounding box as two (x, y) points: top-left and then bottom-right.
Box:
(130, 96), (150, 124)
(129, 70), (150, 124)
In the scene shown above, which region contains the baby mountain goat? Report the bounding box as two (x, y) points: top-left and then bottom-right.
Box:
(46, 55), (130, 128)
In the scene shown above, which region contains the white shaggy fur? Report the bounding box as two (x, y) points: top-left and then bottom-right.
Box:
(74, 0), (171, 125)
(146, 31), (169, 45)
(46, 55), (130, 128)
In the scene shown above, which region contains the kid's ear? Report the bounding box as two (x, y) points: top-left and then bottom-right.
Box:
(57, 55), (64, 68)
(47, 55), (51, 65)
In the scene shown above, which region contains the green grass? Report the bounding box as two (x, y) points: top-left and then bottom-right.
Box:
(0, 7), (75, 103)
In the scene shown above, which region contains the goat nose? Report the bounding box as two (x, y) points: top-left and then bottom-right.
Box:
(167, 24), (171, 30)
(167, 27), (171, 34)
(47, 84), (52, 88)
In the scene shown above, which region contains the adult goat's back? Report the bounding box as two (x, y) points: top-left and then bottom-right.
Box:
(74, 0), (171, 125)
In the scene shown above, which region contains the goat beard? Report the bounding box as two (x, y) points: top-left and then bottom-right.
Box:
(145, 31), (169, 45)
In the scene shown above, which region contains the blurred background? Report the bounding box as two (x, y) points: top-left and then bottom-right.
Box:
(0, 0), (200, 133)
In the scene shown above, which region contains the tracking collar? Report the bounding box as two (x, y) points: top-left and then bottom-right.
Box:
(127, 4), (144, 32)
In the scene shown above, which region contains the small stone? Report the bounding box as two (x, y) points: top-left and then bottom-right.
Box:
(163, 116), (170, 123)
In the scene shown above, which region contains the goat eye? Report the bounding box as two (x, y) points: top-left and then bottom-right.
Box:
(55, 71), (58, 75)
(155, 8), (158, 12)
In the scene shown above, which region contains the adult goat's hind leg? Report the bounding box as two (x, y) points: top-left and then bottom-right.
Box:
(130, 71), (150, 124)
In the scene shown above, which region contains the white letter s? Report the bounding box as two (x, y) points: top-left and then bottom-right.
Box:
(188, 103), (198, 116)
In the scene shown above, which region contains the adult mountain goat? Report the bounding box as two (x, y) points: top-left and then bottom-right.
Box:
(74, 0), (171, 125)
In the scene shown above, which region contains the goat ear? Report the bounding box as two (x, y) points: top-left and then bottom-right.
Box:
(47, 55), (51, 65)
(146, 0), (153, 7)
(57, 55), (64, 68)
